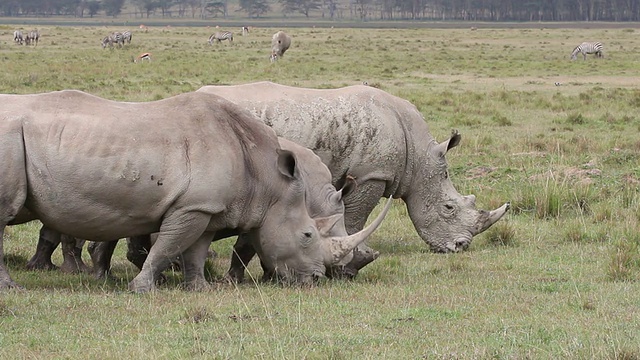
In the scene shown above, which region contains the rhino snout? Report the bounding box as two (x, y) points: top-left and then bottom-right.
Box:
(443, 238), (469, 253)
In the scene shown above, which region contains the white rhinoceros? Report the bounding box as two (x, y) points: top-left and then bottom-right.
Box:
(270, 31), (291, 62)
(197, 82), (510, 263)
(0, 90), (390, 292)
(84, 137), (368, 283)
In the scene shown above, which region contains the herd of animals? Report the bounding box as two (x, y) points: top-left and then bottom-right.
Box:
(12, 29), (40, 46)
(98, 26), (291, 63)
(13, 26), (598, 62)
(2, 26), (605, 293)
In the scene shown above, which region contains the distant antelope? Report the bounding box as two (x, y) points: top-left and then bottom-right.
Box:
(134, 52), (152, 63)
(208, 31), (233, 45)
(570, 42), (604, 60)
(241, 26), (249, 36)
(139, 24), (148, 32)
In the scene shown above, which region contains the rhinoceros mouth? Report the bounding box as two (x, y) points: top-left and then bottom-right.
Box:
(431, 237), (471, 253)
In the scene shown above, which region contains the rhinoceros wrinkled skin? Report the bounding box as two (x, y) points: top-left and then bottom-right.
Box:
(197, 82), (510, 256)
(0, 90), (390, 292)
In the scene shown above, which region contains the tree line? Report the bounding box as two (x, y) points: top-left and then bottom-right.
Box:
(1, 0), (639, 21)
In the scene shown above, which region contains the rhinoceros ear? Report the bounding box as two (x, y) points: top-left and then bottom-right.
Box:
(335, 174), (357, 198)
(276, 149), (297, 179)
(432, 130), (461, 157)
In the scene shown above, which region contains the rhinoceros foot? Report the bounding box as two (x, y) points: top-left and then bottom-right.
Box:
(60, 240), (90, 274)
(26, 236), (59, 271)
(0, 275), (24, 290)
(128, 276), (156, 293)
(181, 277), (213, 291)
(25, 257), (58, 271)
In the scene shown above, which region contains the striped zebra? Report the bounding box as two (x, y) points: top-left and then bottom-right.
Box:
(13, 30), (24, 45)
(208, 31), (233, 45)
(24, 29), (39, 46)
(571, 42), (604, 60)
(122, 30), (132, 44)
(101, 32), (124, 49)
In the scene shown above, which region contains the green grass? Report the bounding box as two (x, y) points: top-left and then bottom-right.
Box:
(2, 25), (640, 358)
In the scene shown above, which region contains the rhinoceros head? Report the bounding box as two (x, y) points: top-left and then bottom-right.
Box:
(254, 149), (391, 283)
(404, 130), (510, 253)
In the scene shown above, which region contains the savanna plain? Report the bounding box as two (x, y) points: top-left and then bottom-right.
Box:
(1, 23), (640, 359)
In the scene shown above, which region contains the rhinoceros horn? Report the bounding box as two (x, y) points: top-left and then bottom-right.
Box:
(327, 196), (393, 263)
(473, 202), (511, 235)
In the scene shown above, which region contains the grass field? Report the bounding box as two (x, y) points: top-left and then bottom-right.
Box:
(1, 24), (640, 359)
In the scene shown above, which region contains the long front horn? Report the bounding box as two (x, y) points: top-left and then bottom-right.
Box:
(328, 196), (393, 264)
(473, 202), (510, 235)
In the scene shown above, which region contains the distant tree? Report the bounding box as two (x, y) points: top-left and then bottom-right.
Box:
(323, 0), (338, 18)
(157, 0), (174, 17)
(0, 0), (22, 16)
(87, 0), (100, 17)
(279, 0), (322, 17)
(238, 0), (270, 17)
(103, 0), (125, 16)
(133, 0), (159, 17)
(205, 1), (228, 17)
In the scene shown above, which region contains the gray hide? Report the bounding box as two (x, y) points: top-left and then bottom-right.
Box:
(197, 82), (510, 254)
(270, 31), (291, 61)
(0, 90), (389, 292)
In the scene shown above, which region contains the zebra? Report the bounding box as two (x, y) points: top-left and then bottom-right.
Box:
(122, 30), (132, 44)
(101, 32), (124, 49)
(13, 30), (24, 45)
(571, 42), (604, 60)
(24, 29), (39, 46)
(208, 31), (233, 45)
(101, 35), (112, 49)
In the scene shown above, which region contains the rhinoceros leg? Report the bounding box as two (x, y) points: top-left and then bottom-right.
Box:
(226, 234), (274, 283)
(88, 240), (119, 279)
(0, 227), (22, 289)
(226, 235), (254, 283)
(59, 236), (89, 274)
(330, 181), (386, 278)
(129, 213), (212, 292)
(126, 235), (152, 270)
(26, 226), (61, 271)
(179, 233), (214, 291)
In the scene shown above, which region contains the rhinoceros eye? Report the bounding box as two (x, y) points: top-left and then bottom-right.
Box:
(442, 203), (456, 217)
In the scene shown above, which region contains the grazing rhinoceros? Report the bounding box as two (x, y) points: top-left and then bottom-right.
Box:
(270, 31), (291, 62)
(0, 90), (390, 292)
(85, 137), (370, 283)
(197, 82), (510, 269)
